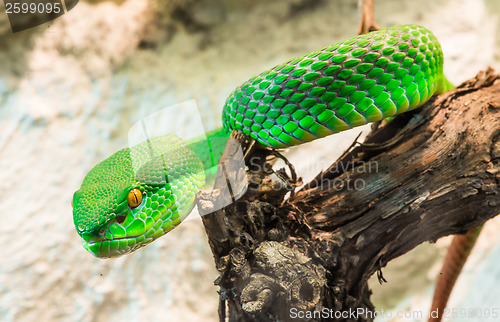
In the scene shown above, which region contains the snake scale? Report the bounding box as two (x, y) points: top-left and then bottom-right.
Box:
(72, 25), (453, 258)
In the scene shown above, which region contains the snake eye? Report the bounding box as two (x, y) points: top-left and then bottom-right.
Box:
(127, 188), (142, 208)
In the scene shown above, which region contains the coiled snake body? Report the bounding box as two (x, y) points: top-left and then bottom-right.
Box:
(72, 25), (453, 258)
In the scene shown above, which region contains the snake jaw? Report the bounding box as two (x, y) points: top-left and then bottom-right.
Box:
(79, 225), (157, 258)
(80, 233), (108, 258)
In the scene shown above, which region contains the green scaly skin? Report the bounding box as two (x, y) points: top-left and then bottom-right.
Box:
(73, 25), (454, 258)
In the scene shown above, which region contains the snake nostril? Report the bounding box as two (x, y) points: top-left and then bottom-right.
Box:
(99, 228), (106, 236)
(116, 215), (127, 224)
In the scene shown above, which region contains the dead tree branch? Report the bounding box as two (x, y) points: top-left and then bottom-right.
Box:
(198, 69), (500, 321)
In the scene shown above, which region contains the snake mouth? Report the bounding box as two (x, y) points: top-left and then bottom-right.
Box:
(82, 233), (154, 259)
(81, 218), (179, 258)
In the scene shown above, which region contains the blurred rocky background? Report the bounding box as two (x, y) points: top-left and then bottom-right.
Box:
(0, 0), (499, 321)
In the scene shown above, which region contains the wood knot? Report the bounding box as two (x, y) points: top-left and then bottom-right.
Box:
(240, 241), (326, 314)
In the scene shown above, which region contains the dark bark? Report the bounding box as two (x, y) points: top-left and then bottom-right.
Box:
(198, 69), (500, 322)
(358, 0), (379, 34)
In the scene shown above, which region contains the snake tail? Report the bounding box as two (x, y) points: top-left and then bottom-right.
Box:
(428, 225), (483, 322)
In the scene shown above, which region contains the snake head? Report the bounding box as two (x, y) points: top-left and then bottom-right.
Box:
(72, 135), (205, 258)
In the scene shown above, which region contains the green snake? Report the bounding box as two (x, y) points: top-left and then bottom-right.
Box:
(73, 25), (453, 258)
